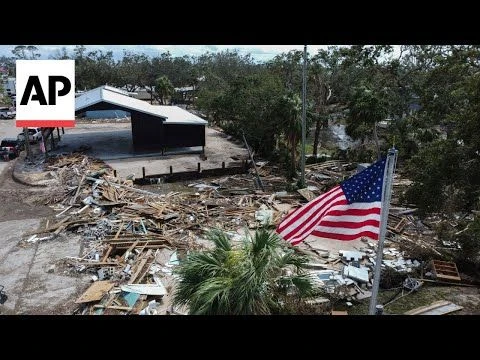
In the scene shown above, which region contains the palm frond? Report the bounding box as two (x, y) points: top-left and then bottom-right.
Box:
(172, 228), (315, 314)
(206, 228), (232, 252)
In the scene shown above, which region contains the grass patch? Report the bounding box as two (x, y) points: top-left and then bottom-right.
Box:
(347, 284), (477, 315)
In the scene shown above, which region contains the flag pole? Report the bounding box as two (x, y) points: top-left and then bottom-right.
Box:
(368, 147), (398, 315)
(300, 44), (307, 188)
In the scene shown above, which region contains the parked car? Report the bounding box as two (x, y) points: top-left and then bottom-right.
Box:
(0, 138), (23, 161)
(0, 107), (15, 119)
(17, 127), (42, 143)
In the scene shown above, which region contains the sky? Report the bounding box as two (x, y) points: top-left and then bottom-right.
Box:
(0, 45), (340, 62)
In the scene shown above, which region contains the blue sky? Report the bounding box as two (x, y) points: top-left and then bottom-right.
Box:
(0, 45), (338, 62)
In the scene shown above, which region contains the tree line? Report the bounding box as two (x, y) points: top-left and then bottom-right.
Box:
(3, 45), (480, 218)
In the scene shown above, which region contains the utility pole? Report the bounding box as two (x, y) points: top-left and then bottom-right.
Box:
(23, 127), (32, 161)
(368, 147), (398, 315)
(300, 45), (307, 188)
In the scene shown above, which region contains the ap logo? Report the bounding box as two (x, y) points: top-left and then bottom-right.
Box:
(16, 60), (75, 127)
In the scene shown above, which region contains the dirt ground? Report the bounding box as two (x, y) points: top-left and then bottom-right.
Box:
(347, 284), (480, 315)
(0, 161), (90, 314)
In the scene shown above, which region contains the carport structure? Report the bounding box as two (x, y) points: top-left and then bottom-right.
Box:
(75, 86), (207, 153)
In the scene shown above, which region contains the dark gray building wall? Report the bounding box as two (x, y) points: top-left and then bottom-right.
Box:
(131, 112), (165, 150)
(164, 124), (205, 148)
(76, 101), (205, 151)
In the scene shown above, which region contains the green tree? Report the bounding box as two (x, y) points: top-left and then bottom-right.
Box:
(346, 84), (388, 159)
(276, 91), (303, 176)
(49, 47), (70, 60)
(0, 56), (16, 76)
(173, 228), (313, 315)
(309, 50), (334, 158)
(0, 81), (5, 105)
(154, 75), (174, 104)
(12, 45), (40, 59)
(73, 45), (87, 59)
(74, 49), (117, 90)
(404, 45), (480, 214)
(268, 50), (304, 91)
(203, 70), (284, 156)
(114, 51), (151, 92)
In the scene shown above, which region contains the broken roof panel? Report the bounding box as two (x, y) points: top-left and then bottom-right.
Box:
(75, 86), (207, 125)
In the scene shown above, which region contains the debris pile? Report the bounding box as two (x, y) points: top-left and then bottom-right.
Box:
(17, 154), (473, 315)
(23, 154), (311, 314)
(304, 242), (422, 304)
(304, 160), (356, 191)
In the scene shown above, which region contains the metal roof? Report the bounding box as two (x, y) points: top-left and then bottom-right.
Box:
(75, 86), (207, 125)
(103, 85), (131, 96)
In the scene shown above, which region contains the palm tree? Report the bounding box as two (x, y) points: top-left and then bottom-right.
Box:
(347, 84), (388, 160)
(173, 228), (314, 315)
(155, 75), (174, 105)
(276, 92), (303, 177)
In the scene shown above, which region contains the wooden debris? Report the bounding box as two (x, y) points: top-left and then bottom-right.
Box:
(404, 300), (463, 315)
(70, 174), (86, 205)
(128, 249), (152, 284)
(431, 260), (462, 282)
(93, 305), (133, 311)
(297, 188), (316, 202)
(75, 281), (114, 304)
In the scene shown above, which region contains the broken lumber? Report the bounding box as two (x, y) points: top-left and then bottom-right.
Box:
(404, 300), (463, 315)
(75, 281), (114, 304)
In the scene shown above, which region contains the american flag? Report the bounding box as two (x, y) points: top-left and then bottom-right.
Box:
(276, 158), (387, 245)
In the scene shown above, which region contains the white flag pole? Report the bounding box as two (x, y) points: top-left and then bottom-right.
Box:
(368, 147), (398, 315)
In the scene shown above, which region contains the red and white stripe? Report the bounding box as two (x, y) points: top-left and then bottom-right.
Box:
(276, 185), (382, 245)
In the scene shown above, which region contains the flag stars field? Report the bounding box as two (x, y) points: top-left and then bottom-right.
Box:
(276, 158), (387, 244)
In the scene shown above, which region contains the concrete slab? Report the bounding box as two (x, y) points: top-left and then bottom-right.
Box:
(343, 265), (369, 283)
(49, 122), (249, 180)
(0, 216), (89, 314)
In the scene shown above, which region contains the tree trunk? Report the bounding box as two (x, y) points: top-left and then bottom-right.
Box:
(373, 121), (381, 160)
(312, 118), (322, 158)
(312, 80), (331, 160)
(290, 138), (298, 178)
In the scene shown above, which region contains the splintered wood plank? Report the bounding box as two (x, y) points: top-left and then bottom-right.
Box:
(101, 245), (113, 262)
(394, 218), (408, 232)
(120, 240), (140, 262)
(75, 281), (114, 304)
(297, 188), (317, 201)
(114, 221), (124, 240)
(332, 310), (348, 316)
(404, 300), (463, 315)
(128, 249), (152, 284)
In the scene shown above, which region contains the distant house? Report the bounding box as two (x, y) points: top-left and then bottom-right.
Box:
(2, 77), (16, 97)
(174, 86), (196, 105)
(75, 85), (208, 152)
(130, 87), (153, 101)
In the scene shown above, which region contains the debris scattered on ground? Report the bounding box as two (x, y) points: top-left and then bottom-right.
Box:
(21, 154), (312, 315)
(306, 238), (425, 305)
(15, 153), (477, 315)
(404, 300), (463, 315)
(429, 260), (462, 282)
